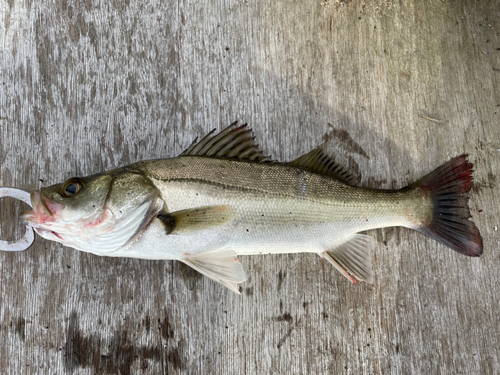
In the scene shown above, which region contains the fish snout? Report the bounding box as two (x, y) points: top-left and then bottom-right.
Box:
(22, 191), (66, 226)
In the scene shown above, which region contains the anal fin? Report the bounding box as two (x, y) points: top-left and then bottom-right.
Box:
(319, 234), (375, 284)
(181, 248), (247, 293)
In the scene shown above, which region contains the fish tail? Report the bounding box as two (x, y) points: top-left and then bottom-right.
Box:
(410, 155), (482, 257)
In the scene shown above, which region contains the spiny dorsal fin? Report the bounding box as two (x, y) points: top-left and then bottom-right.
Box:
(288, 143), (359, 185)
(319, 234), (375, 284)
(180, 122), (272, 162)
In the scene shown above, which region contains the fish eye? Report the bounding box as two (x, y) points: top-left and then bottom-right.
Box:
(61, 178), (84, 197)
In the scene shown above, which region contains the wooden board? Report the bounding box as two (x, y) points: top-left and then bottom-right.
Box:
(1, 0), (499, 373)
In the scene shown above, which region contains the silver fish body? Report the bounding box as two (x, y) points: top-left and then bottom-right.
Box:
(23, 124), (482, 292)
(120, 157), (427, 258)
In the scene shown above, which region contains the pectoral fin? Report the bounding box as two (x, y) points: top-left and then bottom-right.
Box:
(181, 248), (247, 293)
(157, 205), (234, 235)
(319, 234), (375, 284)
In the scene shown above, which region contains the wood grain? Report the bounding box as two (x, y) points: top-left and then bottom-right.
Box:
(1, 0), (499, 374)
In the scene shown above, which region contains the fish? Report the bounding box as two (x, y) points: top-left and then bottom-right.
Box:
(22, 123), (483, 292)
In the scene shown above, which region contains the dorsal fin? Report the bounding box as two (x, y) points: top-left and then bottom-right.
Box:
(180, 122), (272, 162)
(288, 143), (360, 185)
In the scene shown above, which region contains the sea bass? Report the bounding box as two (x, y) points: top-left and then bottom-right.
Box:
(22, 124), (483, 292)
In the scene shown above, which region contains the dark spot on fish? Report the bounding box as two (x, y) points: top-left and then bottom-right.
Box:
(246, 229), (249, 232)
(238, 286), (243, 293)
(302, 302), (309, 309)
(39, 179), (44, 182)
(321, 312), (329, 319)
(245, 287), (254, 296)
(144, 316), (150, 333)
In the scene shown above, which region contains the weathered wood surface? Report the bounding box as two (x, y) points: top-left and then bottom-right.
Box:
(1, 0), (499, 374)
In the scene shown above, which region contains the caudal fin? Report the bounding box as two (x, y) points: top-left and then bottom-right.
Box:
(412, 155), (483, 257)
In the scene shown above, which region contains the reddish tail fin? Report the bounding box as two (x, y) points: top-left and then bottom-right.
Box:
(412, 155), (483, 257)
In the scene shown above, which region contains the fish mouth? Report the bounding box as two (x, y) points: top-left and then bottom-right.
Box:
(21, 191), (67, 241)
(21, 191), (66, 227)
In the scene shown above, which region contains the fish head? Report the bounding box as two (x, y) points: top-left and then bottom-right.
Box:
(22, 173), (114, 246)
(22, 169), (160, 254)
